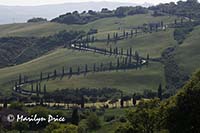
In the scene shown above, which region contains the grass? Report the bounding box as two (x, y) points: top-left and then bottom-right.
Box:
(92, 29), (176, 58)
(0, 48), (116, 95)
(174, 25), (200, 76)
(0, 14), (178, 37)
(23, 62), (165, 94)
(0, 14), (180, 95)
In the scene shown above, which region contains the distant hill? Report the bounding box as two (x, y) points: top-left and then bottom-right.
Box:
(0, 2), (152, 24)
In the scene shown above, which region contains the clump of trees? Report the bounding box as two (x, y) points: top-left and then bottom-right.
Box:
(115, 6), (148, 17)
(162, 47), (189, 94)
(43, 88), (121, 106)
(115, 69), (200, 133)
(0, 30), (85, 68)
(27, 17), (47, 23)
(51, 6), (148, 24)
(173, 22), (195, 44)
(149, 0), (200, 20)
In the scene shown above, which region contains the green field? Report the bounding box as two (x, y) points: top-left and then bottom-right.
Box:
(174, 25), (200, 75)
(0, 14), (189, 96)
(0, 48), (116, 95)
(91, 29), (176, 58)
(23, 62), (165, 94)
(0, 14), (178, 37)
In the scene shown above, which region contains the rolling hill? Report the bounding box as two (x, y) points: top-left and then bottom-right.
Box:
(0, 13), (198, 97)
(0, 14), (177, 37)
(174, 25), (200, 75)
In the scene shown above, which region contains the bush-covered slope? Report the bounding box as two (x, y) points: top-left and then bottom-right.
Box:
(0, 30), (84, 68)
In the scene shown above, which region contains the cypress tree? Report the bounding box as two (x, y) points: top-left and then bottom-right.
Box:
(104, 48), (107, 55)
(135, 51), (139, 64)
(54, 69), (57, 77)
(113, 32), (116, 40)
(109, 46), (112, 56)
(116, 33), (118, 39)
(128, 57), (132, 66)
(19, 74), (22, 85)
(40, 72), (43, 81)
(93, 63), (96, 72)
(107, 34), (110, 41)
(100, 63), (103, 71)
(38, 82), (41, 93)
(77, 66), (80, 74)
(121, 48), (123, 55)
(126, 49), (129, 56)
(69, 67), (73, 75)
(109, 61), (112, 70)
(158, 83), (162, 101)
(71, 108), (80, 125)
(161, 21), (164, 28)
(126, 32), (129, 39)
(123, 30), (126, 37)
(36, 83), (39, 97)
(15, 82), (18, 91)
(120, 92), (124, 108)
(43, 84), (47, 95)
(3, 98), (7, 108)
(146, 54), (150, 67)
(132, 93), (137, 106)
(174, 19), (177, 25)
(125, 57), (128, 66)
(91, 36), (95, 42)
(116, 47), (118, 55)
(131, 29), (133, 37)
(62, 66), (65, 76)
(129, 48), (132, 56)
(31, 83), (34, 93)
(85, 64), (88, 73)
(156, 24), (158, 32)
(81, 96), (85, 108)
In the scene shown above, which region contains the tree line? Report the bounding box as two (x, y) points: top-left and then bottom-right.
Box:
(14, 54), (148, 93)
(51, 6), (148, 25)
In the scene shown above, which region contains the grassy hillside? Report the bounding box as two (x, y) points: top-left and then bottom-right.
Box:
(0, 14), (178, 37)
(23, 62), (165, 94)
(0, 48), (116, 95)
(0, 14), (182, 96)
(92, 29), (176, 58)
(174, 25), (200, 75)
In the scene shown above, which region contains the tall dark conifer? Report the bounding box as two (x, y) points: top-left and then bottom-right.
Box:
(43, 84), (47, 95)
(19, 74), (22, 85)
(120, 92), (124, 108)
(77, 66), (80, 74)
(132, 93), (137, 106)
(93, 63), (96, 72)
(40, 72), (43, 81)
(158, 83), (162, 101)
